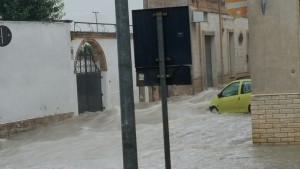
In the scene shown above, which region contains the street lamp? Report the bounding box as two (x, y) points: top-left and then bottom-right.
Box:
(92, 11), (99, 32)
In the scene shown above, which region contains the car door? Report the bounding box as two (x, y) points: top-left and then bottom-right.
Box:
(238, 80), (252, 112)
(218, 81), (241, 112)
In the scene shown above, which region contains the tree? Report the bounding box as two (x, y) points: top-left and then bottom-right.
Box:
(0, 0), (64, 21)
(78, 43), (95, 59)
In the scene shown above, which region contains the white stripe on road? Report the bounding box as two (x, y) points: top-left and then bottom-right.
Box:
(226, 1), (247, 9)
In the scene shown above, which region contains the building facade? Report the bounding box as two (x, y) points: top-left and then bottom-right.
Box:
(140, 0), (249, 101)
(249, 0), (300, 144)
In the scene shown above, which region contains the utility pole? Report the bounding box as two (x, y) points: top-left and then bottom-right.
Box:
(114, 0), (138, 169)
(92, 11), (99, 32)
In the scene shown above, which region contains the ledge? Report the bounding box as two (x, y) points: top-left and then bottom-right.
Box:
(0, 112), (74, 139)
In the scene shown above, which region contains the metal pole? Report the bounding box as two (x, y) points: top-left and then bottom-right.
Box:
(114, 1), (138, 169)
(156, 12), (171, 169)
(0, 28), (3, 45)
(84, 45), (88, 73)
(92, 11), (99, 32)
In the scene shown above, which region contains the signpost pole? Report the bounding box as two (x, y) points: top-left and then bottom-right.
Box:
(155, 12), (171, 169)
(115, 0), (138, 169)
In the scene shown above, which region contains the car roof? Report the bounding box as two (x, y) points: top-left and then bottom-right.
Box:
(231, 78), (251, 83)
(236, 76), (251, 80)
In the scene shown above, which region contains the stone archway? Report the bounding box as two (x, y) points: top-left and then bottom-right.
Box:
(75, 39), (108, 72)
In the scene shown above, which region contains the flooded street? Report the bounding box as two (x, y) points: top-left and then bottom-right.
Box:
(1, 90), (300, 169)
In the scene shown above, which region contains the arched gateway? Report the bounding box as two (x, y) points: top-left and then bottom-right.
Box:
(74, 39), (107, 113)
(71, 31), (139, 113)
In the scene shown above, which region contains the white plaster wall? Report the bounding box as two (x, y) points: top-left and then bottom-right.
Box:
(71, 37), (139, 110)
(0, 21), (78, 124)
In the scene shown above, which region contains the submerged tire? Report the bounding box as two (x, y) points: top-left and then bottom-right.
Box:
(210, 107), (219, 113)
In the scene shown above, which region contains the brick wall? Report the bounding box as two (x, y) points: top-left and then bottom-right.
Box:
(191, 0), (226, 13)
(252, 94), (300, 144)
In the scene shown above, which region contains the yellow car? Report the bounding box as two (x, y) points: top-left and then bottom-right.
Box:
(209, 79), (251, 113)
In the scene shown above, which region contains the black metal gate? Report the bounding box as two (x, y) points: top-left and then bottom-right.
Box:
(76, 45), (104, 113)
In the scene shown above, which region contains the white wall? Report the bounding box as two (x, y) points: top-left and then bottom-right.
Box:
(0, 21), (78, 124)
(71, 37), (139, 110)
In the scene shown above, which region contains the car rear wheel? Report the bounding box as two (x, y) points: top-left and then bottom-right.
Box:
(248, 105), (251, 114)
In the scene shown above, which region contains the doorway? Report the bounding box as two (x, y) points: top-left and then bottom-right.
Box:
(75, 43), (104, 113)
(205, 35), (213, 88)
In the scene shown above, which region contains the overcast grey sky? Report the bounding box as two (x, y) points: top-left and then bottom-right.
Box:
(63, 0), (143, 24)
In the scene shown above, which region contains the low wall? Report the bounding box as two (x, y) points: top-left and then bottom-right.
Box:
(0, 112), (74, 138)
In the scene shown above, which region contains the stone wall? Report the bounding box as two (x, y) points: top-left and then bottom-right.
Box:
(0, 112), (74, 139)
(252, 94), (300, 144)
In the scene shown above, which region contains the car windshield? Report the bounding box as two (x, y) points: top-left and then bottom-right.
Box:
(220, 82), (240, 97)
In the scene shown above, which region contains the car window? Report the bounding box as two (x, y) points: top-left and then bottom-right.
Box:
(220, 82), (240, 97)
(241, 81), (251, 94)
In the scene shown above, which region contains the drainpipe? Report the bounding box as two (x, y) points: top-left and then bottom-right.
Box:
(218, 0), (224, 85)
(199, 24), (205, 91)
(196, 0), (205, 91)
(143, 0), (150, 9)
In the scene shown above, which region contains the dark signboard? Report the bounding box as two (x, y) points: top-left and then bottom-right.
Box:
(132, 6), (192, 68)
